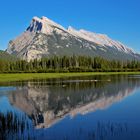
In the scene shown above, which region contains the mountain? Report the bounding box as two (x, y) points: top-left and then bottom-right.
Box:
(0, 50), (17, 61)
(6, 16), (140, 61)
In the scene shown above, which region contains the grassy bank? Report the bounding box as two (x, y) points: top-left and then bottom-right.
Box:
(0, 72), (140, 83)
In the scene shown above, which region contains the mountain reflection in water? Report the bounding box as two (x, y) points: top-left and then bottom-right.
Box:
(0, 75), (140, 140)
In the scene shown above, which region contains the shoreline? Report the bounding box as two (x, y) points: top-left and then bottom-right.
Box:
(0, 72), (140, 83)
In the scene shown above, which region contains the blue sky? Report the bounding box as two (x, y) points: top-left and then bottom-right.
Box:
(0, 0), (140, 52)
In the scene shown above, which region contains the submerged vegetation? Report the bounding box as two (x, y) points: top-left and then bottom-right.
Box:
(0, 55), (140, 73)
(0, 111), (130, 140)
(0, 112), (33, 140)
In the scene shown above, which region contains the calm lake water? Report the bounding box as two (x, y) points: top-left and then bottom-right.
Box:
(0, 74), (140, 140)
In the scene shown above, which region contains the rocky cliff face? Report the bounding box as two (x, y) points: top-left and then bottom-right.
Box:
(7, 16), (140, 61)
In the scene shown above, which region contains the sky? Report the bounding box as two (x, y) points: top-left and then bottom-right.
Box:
(0, 0), (140, 52)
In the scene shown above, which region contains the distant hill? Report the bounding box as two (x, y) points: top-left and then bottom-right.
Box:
(0, 50), (17, 61)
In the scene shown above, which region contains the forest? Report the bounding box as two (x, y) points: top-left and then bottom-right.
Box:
(0, 55), (140, 73)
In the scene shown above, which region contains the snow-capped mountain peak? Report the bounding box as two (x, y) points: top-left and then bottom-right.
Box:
(27, 16), (66, 34)
(7, 16), (140, 61)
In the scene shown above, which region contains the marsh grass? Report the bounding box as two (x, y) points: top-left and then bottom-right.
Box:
(0, 72), (140, 83)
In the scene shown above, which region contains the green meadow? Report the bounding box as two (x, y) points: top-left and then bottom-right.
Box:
(0, 72), (140, 82)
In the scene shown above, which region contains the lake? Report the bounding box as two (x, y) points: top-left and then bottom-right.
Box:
(0, 74), (140, 140)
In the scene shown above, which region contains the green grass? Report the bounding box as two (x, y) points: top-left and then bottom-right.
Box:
(0, 72), (140, 83)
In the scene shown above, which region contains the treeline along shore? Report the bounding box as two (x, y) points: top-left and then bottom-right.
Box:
(0, 55), (140, 73)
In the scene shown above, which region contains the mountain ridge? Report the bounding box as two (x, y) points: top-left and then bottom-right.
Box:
(6, 16), (140, 61)
(0, 50), (17, 61)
